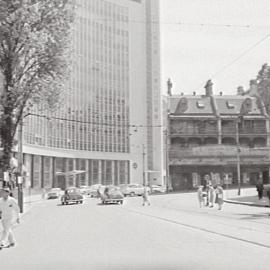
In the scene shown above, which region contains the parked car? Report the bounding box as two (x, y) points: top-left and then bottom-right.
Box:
(47, 188), (62, 199)
(100, 185), (124, 204)
(61, 187), (83, 205)
(119, 184), (144, 196)
(150, 185), (166, 194)
(79, 186), (91, 196)
(89, 184), (105, 198)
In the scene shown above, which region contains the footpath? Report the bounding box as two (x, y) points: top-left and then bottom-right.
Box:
(224, 187), (270, 208)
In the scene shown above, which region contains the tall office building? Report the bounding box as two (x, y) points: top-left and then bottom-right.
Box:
(20, 0), (163, 189)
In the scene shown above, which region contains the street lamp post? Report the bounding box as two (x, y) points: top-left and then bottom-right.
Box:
(17, 119), (24, 213)
(235, 117), (241, 196)
(166, 78), (172, 193)
(142, 144), (146, 186)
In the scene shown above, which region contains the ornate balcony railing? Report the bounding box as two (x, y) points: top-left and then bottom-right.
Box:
(169, 145), (269, 159)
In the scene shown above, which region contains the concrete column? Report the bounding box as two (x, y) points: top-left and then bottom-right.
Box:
(217, 117), (222, 144)
(52, 157), (56, 188)
(98, 160), (102, 184)
(41, 156), (44, 188)
(73, 158), (76, 187)
(85, 159), (89, 185)
(111, 160), (115, 185)
(266, 118), (270, 147)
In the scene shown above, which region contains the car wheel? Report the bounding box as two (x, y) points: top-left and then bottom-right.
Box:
(61, 202), (64, 205)
(120, 200), (123, 205)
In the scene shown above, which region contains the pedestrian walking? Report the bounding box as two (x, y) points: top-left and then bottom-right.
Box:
(208, 184), (215, 208)
(142, 186), (150, 206)
(202, 186), (208, 206)
(266, 186), (270, 213)
(0, 188), (20, 250)
(255, 179), (264, 200)
(215, 185), (224, 210)
(197, 186), (204, 208)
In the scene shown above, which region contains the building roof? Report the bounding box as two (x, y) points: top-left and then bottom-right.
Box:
(170, 95), (214, 115)
(215, 95), (261, 115)
(169, 94), (264, 117)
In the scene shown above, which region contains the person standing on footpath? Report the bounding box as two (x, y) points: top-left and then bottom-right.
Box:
(142, 186), (150, 206)
(0, 188), (20, 250)
(256, 179), (264, 200)
(208, 184), (215, 208)
(197, 186), (204, 208)
(215, 185), (224, 210)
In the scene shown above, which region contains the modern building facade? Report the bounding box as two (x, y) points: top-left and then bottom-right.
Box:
(15, 0), (163, 190)
(168, 80), (270, 191)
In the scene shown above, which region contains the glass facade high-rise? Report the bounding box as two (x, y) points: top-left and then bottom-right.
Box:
(20, 0), (163, 190)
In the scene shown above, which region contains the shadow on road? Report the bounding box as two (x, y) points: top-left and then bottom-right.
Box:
(97, 202), (124, 206)
(236, 213), (270, 220)
(56, 203), (83, 207)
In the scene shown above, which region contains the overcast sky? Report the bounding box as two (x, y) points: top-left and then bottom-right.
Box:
(160, 0), (270, 95)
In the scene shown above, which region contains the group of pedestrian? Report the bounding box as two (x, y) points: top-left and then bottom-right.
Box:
(0, 188), (20, 250)
(197, 183), (224, 210)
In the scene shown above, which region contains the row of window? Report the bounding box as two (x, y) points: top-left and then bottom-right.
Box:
(21, 153), (130, 189)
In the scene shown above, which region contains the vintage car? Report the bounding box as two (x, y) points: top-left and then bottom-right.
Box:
(61, 187), (83, 205)
(88, 184), (106, 198)
(47, 188), (62, 199)
(150, 185), (166, 194)
(100, 186), (124, 205)
(119, 183), (145, 197)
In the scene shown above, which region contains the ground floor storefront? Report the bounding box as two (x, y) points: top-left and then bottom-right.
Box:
(7, 153), (130, 190)
(170, 165), (270, 191)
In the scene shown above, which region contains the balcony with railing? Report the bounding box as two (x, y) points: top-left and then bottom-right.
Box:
(169, 145), (269, 160)
(170, 120), (218, 137)
(222, 120), (267, 136)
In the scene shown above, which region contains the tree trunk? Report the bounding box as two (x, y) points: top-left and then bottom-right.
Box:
(0, 67), (15, 186)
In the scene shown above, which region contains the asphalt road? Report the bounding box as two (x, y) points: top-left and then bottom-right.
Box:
(1, 193), (270, 270)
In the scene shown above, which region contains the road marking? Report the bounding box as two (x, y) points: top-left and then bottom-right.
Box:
(121, 207), (270, 250)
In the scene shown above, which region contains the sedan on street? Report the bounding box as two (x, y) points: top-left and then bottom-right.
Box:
(120, 184), (144, 197)
(61, 187), (83, 205)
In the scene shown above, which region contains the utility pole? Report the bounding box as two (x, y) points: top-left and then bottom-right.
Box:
(142, 144), (146, 186)
(18, 119), (24, 213)
(235, 118), (241, 196)
(165, 129), (170, 193)
(166, 78), (172, 192)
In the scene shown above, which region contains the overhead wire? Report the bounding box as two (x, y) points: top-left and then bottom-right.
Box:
(192, 32), (270, 93)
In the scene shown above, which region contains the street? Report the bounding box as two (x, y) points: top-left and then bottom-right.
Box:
(1, 193), (270, 270)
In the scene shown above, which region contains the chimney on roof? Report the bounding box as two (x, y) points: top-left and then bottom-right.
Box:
(219, 92), (223, 96)
(167, 78), (173, 96)
(180, 92), (184, 96)
(249, 79), (258, 96)
(204, 79), (213, 97)
(193, 91), (196, 96)
(237, 86), (244, 95)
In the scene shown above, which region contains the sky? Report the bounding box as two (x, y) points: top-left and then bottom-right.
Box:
(160, 0), (270, 96)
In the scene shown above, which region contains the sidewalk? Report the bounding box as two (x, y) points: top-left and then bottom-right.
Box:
(224, 187), (270, 208)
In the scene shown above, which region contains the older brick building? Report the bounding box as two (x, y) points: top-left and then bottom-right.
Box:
(168, 80), (270, 191)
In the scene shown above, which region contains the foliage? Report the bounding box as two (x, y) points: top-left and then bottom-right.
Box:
(0, 0), (74, 174)
(255, 63), (270, 113)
